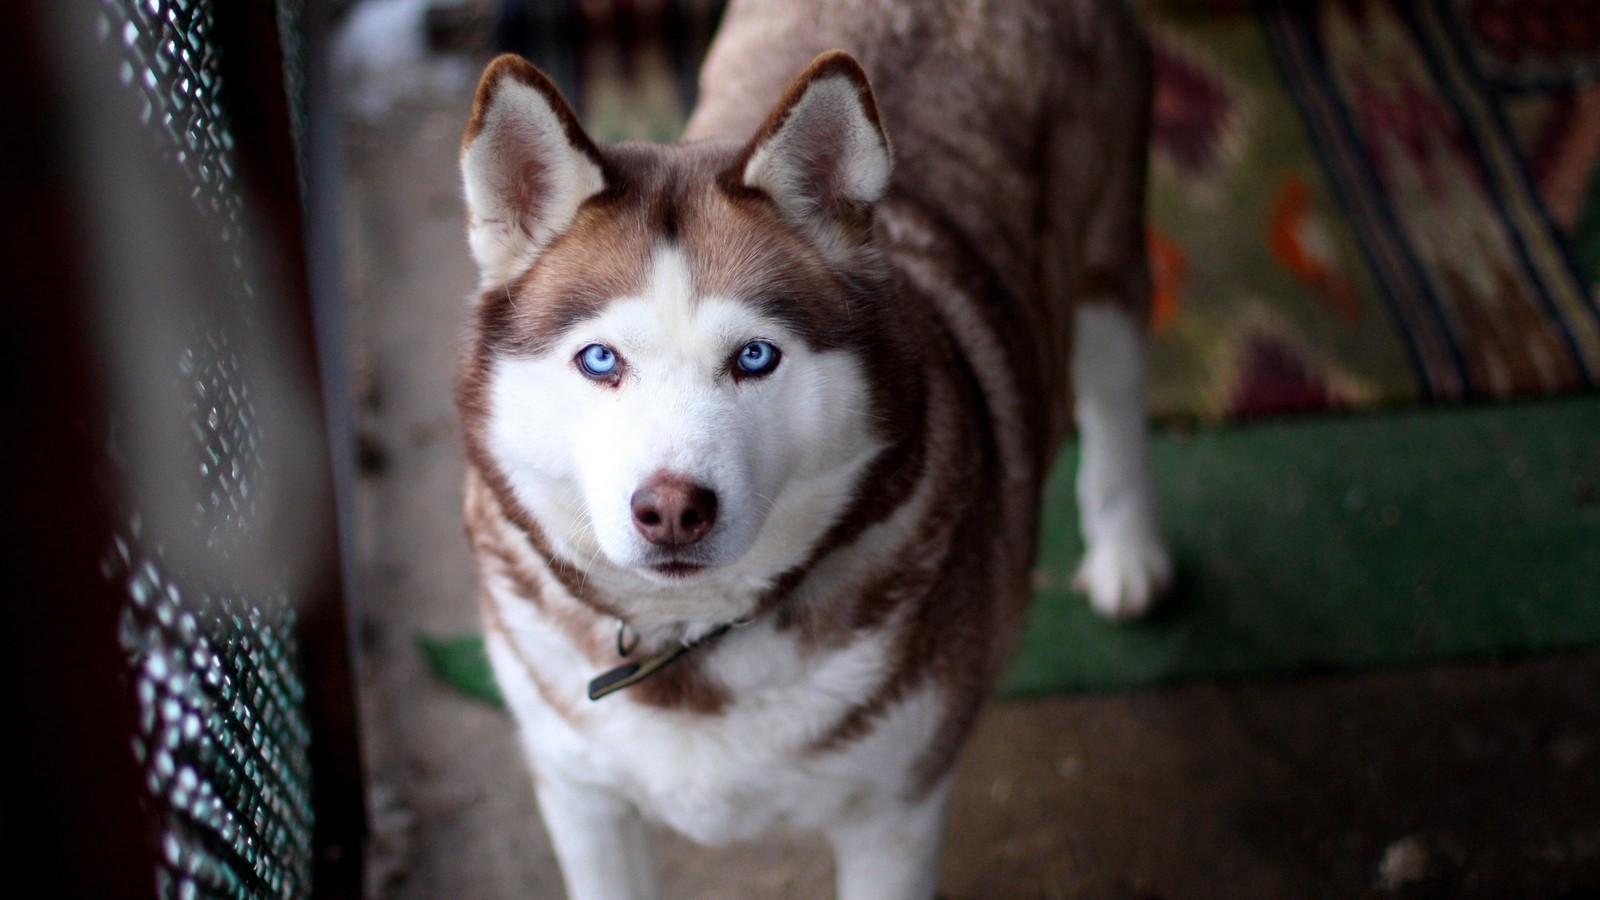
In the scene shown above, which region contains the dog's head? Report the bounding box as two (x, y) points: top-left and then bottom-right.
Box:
(458, 52), (915, 617)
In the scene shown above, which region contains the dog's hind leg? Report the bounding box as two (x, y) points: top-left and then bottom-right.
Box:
(534, 774), (657, 900)
(1043, 6), (1171, 619)
(826, 777), (951, 900)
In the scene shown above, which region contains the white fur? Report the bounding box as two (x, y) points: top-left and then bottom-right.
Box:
(533, 622), (925, 842)
(485, 246), (884, 635)
(828, 774), (952, 900)
(532, 774), (659, 900)
(1070, 304), (1172, 619)
(488, 576), (951, 900)
(460, 76), (606, 286)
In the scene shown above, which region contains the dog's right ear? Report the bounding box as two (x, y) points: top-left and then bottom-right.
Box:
(461, 55), (606, 286)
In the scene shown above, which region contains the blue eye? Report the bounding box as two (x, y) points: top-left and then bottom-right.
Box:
(577, 343), (619, 378)
(735, 340), (780, 377)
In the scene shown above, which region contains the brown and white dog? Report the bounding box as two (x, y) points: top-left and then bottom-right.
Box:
(456, 1), (1168, 896)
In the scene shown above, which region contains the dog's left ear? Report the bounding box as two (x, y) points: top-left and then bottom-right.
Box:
(737, 51), (892, 246)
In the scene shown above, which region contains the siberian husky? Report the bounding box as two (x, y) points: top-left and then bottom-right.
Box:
(456, 1), (1168, 896)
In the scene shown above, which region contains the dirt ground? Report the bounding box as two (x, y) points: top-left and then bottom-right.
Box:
(343, 87), (1600, 900)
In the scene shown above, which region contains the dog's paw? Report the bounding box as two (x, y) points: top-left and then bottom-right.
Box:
(1073, 536), (1172, 621)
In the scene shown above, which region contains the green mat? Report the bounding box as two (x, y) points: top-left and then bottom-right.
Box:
(1009, 394), (1600, 695)
(422, 397), (1600, 704)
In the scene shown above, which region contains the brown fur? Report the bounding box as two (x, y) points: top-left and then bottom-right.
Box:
(690, 0), (1154, 446)
(457, 0), (1154, 803)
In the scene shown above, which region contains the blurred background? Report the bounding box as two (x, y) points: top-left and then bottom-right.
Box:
(5, 0), (1599, 897)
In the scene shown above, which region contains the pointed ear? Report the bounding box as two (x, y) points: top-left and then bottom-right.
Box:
(460, 55), (606, 285)
(737, 51), (892, 246)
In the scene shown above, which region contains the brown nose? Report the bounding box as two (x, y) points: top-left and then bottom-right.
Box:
(630, 474), (718, 548)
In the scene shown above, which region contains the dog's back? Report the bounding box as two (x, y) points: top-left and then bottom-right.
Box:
(689, 0), (1155, 449)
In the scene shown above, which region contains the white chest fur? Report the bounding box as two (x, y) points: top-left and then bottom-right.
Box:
(484, 583), (943, 846)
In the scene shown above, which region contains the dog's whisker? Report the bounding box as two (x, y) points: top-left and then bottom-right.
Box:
(752, 492), (779, 517)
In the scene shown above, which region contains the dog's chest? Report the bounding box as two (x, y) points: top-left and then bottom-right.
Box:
(490, 609), (942, 845)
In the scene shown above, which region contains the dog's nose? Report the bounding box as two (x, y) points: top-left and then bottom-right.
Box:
(630, 474), (718, 548)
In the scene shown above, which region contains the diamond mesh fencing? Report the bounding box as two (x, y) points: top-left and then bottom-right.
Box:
(95, 1), (321, 896)
(276, 0), (310, 195)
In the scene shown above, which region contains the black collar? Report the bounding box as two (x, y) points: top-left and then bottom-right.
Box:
(586, 618), (745, 701)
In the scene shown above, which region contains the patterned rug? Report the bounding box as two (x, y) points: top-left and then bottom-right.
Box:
(1150, 0), (1600, 421)
(495, 0), (1600, 422)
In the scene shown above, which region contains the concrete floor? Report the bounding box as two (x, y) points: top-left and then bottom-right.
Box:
(343, 86), (1600, 900)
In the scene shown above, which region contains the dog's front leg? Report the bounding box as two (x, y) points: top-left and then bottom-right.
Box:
(1042, 6), (1170, 620)
(825, 778), (951, 900)
(1070, 304), (1172, 619)
(534, 773), (657, 900)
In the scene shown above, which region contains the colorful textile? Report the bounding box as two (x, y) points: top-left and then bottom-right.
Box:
(1147, 0), (1600, 420)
